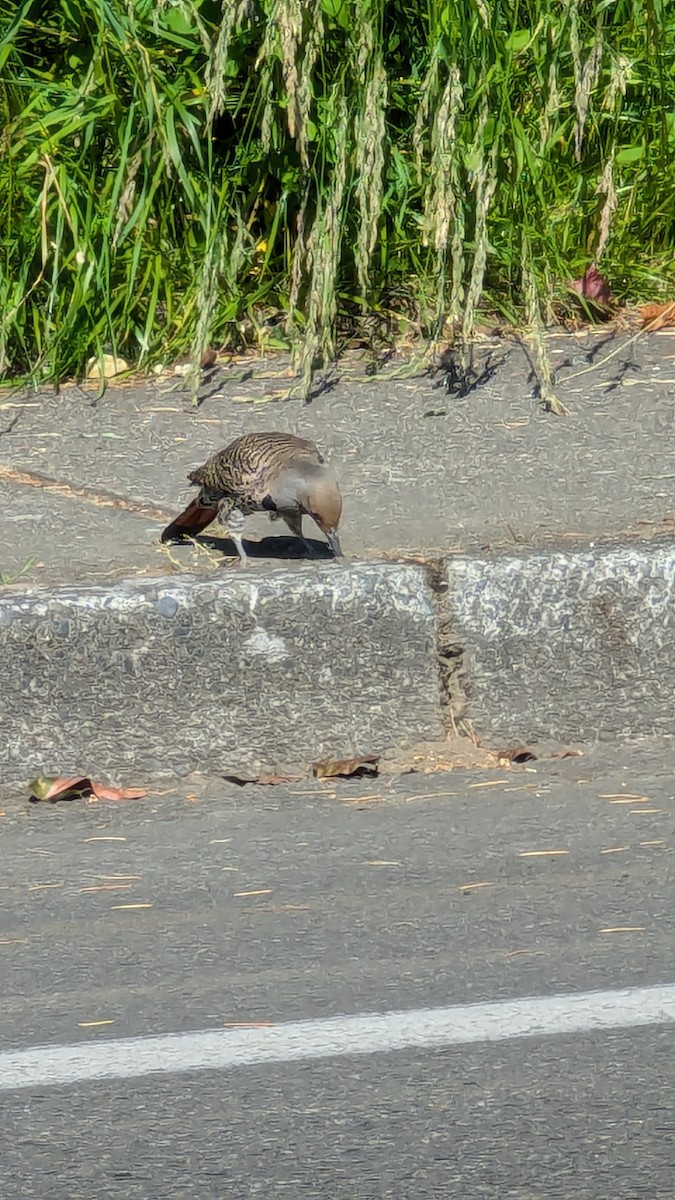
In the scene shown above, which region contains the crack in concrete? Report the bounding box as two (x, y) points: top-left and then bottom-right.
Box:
(422, 557), (469, 733)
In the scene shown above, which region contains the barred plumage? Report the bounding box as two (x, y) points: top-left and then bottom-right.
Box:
(161, 431), (343, 562)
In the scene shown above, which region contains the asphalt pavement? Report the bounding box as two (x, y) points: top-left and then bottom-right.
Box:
(2, 742), (674, 1198)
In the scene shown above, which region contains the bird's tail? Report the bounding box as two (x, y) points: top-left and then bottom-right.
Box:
(160, 497), (218, 542)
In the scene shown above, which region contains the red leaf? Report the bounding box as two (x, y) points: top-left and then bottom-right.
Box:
(89, 782), (147, 803)
(640, 301), (675, 330)
(28, 775), (146, 804)
(568, 264), (613, 307)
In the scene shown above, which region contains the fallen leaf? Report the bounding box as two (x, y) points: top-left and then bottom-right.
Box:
(222, 770), (304, 787)
(496, 746), (537, 765)
(88, 782), (147, 803)
(29, 775), (88, 802)
(639, 301), (675, 330)
(28, 775), (146, 804)
(568, 264), (614, 310)
(312, 755), (380, 779)
(549, 749), (584, 759)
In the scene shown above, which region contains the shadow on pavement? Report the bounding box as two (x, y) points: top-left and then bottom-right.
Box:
(193, 533), (336, 561)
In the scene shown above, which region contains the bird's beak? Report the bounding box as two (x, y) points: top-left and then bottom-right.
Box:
(326, 530), (343, 557)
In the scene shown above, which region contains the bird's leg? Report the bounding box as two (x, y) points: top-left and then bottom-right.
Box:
(280, 511), (317, 558)
(222, 503), (248, 565)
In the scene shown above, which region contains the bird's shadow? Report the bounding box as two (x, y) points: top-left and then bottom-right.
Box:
(188, 533), (336, 561)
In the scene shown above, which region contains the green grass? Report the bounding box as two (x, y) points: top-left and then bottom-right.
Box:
(0, 555), (35, 585)
(1, 0), (674, 399)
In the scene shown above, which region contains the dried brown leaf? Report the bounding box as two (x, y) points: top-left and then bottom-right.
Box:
(639, 301), (675, 330)
(496, 746), (537, 765)
(89, 782), (146, 803)
(28, 775), (146, 804)
(312, 755), (380, 780)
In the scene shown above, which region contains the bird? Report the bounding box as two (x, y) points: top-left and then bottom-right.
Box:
(160, 432), (343, 564)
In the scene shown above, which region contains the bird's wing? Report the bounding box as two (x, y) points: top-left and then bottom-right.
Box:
(202, 434), (324, 503)
(249, 440), (326, 504)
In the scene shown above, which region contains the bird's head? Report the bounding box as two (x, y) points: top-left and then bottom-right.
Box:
(299, 469), (343, 557)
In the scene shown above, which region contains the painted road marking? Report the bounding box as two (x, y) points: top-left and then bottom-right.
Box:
(1, 982), (674, 1092)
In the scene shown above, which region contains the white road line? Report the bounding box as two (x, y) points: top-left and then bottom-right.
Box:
(2, 982), (675, 1092)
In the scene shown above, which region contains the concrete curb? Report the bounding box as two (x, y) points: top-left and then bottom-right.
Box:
(0, 563), (443, 784)
(0, 540), (672, 784)
(443, 540), (674, 743)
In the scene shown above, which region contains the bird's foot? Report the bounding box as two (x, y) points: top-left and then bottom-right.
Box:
(222, 507), (248, 565)
(231, 534), (248, 566)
